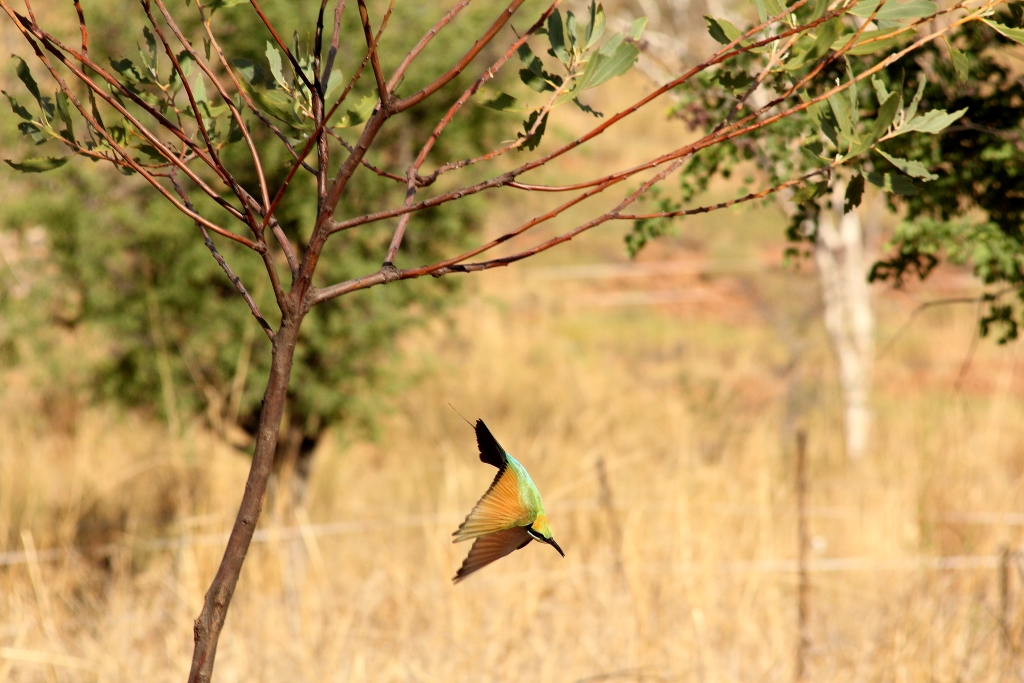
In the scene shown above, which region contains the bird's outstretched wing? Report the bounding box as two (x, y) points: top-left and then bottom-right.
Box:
(453, 526), (532, 583)
(475, 420), (507, 468)
(453, 456), (529, 541)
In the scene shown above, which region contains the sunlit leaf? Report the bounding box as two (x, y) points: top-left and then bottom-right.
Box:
(876, 148), (937, 180)
(831, 28), (913, 56)
(576, 40), (639, 91)
(5, 156), (69, 172)
(332, 95), (377, 128)
(982, 18), (1024, 44)
(566, 11), (579, 50)
(850, 0), (936, 21)
(899, 107), (967, 135)
(628, 16), (648, 40)
(266, 43), (287, 89)
(585, 1), (606, 48)
(946, 40), (968, 82)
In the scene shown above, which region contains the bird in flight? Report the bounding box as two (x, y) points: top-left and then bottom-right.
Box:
(452, 419), (564, 583)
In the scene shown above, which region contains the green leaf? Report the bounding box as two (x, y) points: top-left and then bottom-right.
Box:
(324, 70), (343, 102)
(576, 40), (639, 91)
(332, 95), (377, 129)
(13, 56), (41, 102)
(705, 16), (742, 44)
(946, 40), (968, 82)
(848, 90), (900, 157)
(867, 170), (921, 195)
(56, 90), (75, 143)
(903, 78), (926, 123)
(142, 26), (158, 70)
(850, 0), (937, 21)
(628, 16), (648, 40)
(519, 110), (549, 152)
(547, 11), (569, 64)
(827, 91), (853, 143)
(572, 97), (603, 117)
(3, 91), (32, 120)
(566, 12), (579, 50)
(517, 44), (558, 93)
(899, 107), (967, 135)
(792, 181), (828, 203)
(832, 28), (913, 56)
(844, 174), (865, 212)
(5, 156), (69, 173)
(191, 74), (208, 104)
(983, 18), (1024, 44)
(266, 42), (287, 89)
(585, 1), (606, 48)
(479, 91), (519, 111)
(876, 148), (938, 180)
(871, 76), (890, 104)
(232, 59), (264, 87)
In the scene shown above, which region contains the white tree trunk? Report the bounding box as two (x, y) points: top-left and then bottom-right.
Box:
(813, 181), (875, 460)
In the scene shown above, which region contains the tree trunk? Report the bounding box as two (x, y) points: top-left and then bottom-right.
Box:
(187, 314), (302, 683)
(813, 181), (875, 460)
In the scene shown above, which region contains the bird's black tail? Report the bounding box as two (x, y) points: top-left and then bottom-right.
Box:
(475, 420), (507, 468)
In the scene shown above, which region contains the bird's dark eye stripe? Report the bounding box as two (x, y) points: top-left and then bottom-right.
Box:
(526, 527), (545, 541)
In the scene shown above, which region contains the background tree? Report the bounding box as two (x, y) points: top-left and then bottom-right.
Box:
(0, 0), (996, 680)
(1, 2), (502, 502)
(626, 2), (1020, 459)
(868, 14), (1024, 343)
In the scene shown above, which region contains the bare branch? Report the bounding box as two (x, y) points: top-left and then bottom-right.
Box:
(152, 0), (272, 215)
(320, 0), (346, 90)
(381, 3), (560, 264)
(249, 0), (316, 94)
(393, 0), (528, 113)
(388, 0), (472, 91)
(198, 5), (316, 177)
(356, 0), (391, 108)
(171, 175), (275, 340)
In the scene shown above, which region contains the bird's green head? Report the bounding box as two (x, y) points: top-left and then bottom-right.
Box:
(528, 513), (565, 557)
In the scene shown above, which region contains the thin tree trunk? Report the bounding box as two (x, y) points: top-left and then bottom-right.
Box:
(814, 181), (875, 460)
(187, 314), (302, 683)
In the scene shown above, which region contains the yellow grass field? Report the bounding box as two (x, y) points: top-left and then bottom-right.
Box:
(3, 211), (1024, 683)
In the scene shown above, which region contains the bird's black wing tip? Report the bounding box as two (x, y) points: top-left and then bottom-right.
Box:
(475, 419), (507, 469)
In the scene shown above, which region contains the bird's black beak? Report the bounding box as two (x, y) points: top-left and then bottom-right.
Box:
(547, 537), (565, 557)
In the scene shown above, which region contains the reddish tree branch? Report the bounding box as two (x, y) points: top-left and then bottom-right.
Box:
(393, 0), (528, 113)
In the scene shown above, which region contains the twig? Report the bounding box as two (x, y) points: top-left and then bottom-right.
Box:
(170, 176), (274, 340)
(356, 0), (391, 109)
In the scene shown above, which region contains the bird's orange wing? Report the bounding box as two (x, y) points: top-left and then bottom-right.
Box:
(453, 463), (528, 542)
(452, 526), (532, 583)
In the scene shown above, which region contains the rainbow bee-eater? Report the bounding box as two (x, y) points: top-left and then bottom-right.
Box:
(452, 420), (564, 583)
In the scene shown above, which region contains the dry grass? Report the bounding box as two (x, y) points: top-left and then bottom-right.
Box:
(3, 236), (1024, 683)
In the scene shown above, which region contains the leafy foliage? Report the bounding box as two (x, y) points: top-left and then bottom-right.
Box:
(0, 1), (498, 452)
(867, 12), (1024, 342)
(477, 1), (645, 145)
(625, 0), (974, 263)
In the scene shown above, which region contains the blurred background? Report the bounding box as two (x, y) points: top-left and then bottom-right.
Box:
(2, 0), (1024, 682)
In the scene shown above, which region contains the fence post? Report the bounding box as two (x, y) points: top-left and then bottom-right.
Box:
(795, 430), (810, 682)
(1000, 545), (1012, 654)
